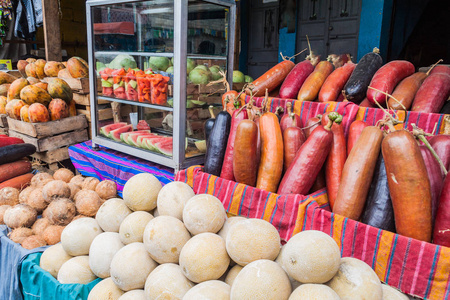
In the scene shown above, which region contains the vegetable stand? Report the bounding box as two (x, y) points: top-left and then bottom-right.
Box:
(86, 0), (236, 172)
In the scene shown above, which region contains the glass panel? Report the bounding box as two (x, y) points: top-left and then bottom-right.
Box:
(92, 1), (174, 53)
(185, 1), (230, 158)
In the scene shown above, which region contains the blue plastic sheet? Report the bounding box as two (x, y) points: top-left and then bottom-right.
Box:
(20, 252), (101, 300)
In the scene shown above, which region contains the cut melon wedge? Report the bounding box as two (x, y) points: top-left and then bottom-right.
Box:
(127, 133), (157, 147)
(121, 130), (151, 143)
(154, 139), (173, 156)
(100, 122), (127, 137)
(110, 125), (133, 141)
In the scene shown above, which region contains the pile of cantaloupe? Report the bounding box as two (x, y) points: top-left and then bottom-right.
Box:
(37, 173), (411, 300)
(0, 168), (118, 249)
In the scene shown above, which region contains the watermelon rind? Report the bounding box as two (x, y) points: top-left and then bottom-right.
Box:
(109, 125), (133, 141)
(121, 130), (151, 143)
(100, 122), (127, 137)
(154, 139), (173, 156)
(128, 133), (156, 148)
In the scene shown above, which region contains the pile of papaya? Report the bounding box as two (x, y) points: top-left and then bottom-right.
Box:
(0, 56), (88, 123)
(238, 47), (450, 114)
(204, 81), (450, 247)
(0, 135), (36, 189)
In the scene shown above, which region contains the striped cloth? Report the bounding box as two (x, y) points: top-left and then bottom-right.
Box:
(175, 166), (330, 243)
(356, 106), (449, 134)
(68, 140), (174, 196)
(302, 199), (450, 300)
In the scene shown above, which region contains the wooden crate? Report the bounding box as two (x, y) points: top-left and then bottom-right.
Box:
(7, 115), (88, 138)
(76, 104), (134, 122)
(72, 93), (110, 106)
(9, 129), (88, 152)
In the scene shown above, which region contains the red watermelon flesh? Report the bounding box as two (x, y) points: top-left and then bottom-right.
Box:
(145, 137), (171, 151)
(128, 133), (157, 147)
(110, 125), (133, 141)
(154, 139), (173, 156)
(121, 130), (151, 143)
(137, 134), (160, 148)
(100, 122), (127, 137)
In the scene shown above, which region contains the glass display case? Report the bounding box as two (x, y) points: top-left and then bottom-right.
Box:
(86, 0), (236, 172)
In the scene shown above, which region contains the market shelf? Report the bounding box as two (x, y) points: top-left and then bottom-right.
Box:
(97, 96), (174, 112)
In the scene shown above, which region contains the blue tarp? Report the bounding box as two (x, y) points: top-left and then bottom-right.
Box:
(20, 253), (101, 300)
(0, 225), (46, 300)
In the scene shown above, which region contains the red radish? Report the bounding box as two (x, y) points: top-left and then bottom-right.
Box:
(279, 102), (301, 134)
(318, 62), (356, 102)
(279, 61), (314, 99)
(303, 115), (322, 138)
(322, 113), (347, 209)
(277, 112), (340, 195)
(429, 135), (450, 178)
(347, 120), (369, 156)
(433, 172), (450, 247)
(411, 73), (450, 113)
(220, 108), (248, 181)
(367, 60), (415, 106)
(420, 146), (444, 220)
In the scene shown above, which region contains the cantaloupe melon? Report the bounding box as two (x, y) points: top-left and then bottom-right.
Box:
(289, 284), (339, 300)
(230, 259), (291, 300)
(152, 207), (159, 217)
(282, 230), (340, 284)
(183, 280), (230, 300)
(118, 290), (146, 300)
(226, 218), (280, 266)
(119, 211), (153, 244)
(182, 194), (226, 235)
(381, 284), (409, 300)
(144, 263), (194, 300)
(61, 217), (103, 256)
(156, 181), (195, 220)
(122, 173), (162, 211)
(110, 242), (157, 291)
(179, 232), (230, 283)
(326, 257), (382, 300)
(87, 277), (124, 300)
(225, 264), (243, 286)
(40, 243), (73, 278)
(89, 232), (124, 278)
(57, 256), (97, 284)
(143, 215), (191, 264)
(95, 198), (132, 232)
(276, 245), (302, 290)
(218, 216), (246, 242)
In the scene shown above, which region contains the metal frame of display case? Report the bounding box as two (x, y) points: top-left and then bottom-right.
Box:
(86, 0), (236, 172)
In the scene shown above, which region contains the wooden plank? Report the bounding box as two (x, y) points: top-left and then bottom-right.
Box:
(42, 0), (62, 61)
(0, 115), (8, 128)
(9, 129), (89, 152)
(73, 93), (110, 106)
(6, 115), (88, 138)
(31, 147), (70, 164)
(77, 105), (132, 122)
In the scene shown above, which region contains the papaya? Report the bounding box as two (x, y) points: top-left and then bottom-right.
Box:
(58, 68), (73, 79)
(0, 84), (11, 97)
(20, 105), (30, 122)
(7, 78), (29, 101)
(67, 57), (89, 78)
(26, 58), (36, 63)
(17, 60), (29, 78)
(33, 82), (48, 91)
(20, 85), (52, 106)
(26, 77), (39, 84)
(44, 61), (65, 77)
(5, 99), (26, 119)
(0, 96), (7, 114)
(25, 63), (37, 78)
(0, 71), (17, 84)
(68, 99), (77, 117)
(35, 59), (47, 79)
(47, 78), (73, 103)
(48, 98), (69, 121)
(29, 103), (50, 123)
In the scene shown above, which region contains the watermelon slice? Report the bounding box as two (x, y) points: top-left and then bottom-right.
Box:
(100, 122), (127, 137)
(109, 125), (133, 141)
(137, 134), (159, 148)
(144, 137), (168, 151)
(121, 130), (151, 143)
(127, 133), (157, 147)
(154, 139), (173, 156)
